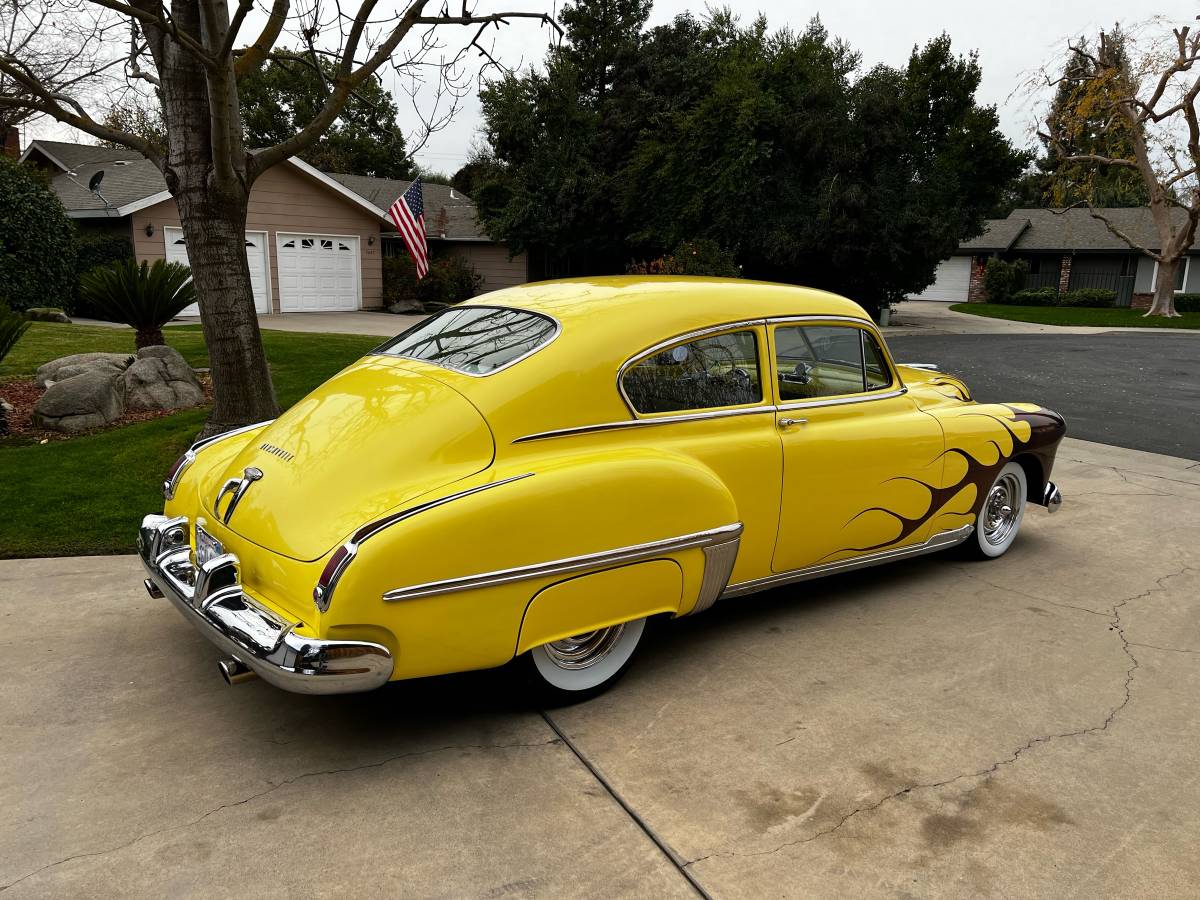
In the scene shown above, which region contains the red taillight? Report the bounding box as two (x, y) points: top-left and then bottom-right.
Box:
(314, 544), (353, 610)
(165, 453), (188, 482)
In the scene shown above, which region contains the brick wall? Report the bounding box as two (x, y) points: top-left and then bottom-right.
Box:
(1132, 293), (1152, 310)
(2, 127), (18, 159)
(967, 255), (988, 302)
(1058, 255), (1072, 293)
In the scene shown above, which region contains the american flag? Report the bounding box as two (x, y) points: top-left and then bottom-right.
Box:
(388, 178), (428, 279)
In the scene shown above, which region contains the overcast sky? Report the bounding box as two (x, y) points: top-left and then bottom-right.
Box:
(26, 1), (1197, 175)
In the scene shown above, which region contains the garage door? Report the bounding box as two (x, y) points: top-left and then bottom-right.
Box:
(910, 256), (971, 302)
(276, 233), (360, 312)
(164, 227), (271, 316)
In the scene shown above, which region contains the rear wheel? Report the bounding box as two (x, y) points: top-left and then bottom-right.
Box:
(524, 617), (647, 704)
(966, 461), (1027, 559)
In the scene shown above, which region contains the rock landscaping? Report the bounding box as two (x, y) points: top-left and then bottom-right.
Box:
(23, 307), (72, 324)
(21, 345), (206, 435)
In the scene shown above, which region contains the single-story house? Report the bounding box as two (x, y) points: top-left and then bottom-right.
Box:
(910, 208), (1193, 308)
(17, 139), (528, 314)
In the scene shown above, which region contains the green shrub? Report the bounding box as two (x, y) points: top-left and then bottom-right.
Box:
(1173, 294), (1200, 312)
(626, 238), (741, 278)
(0, 156), (75, 313)
(383, 252), (483, 309)
(79, 259), (196, 348)
(1008, 287), (1057, 306)
(983, 258), (1028, 304)
(1057, 288), (1116, 308)
(0, 302), (31, 436)
(72, 230), (134, 318)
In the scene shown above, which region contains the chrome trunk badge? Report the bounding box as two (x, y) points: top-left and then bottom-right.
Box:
(213, 466), (264, 525)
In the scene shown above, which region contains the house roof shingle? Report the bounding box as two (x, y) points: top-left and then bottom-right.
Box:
(25, 140), (491, 240)
(962, 207), (1189, 254)
(326, 172), (486, 240)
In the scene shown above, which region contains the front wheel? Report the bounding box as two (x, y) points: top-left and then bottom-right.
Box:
(524, 617), (648, 704)
(967, 461), (1028, 559)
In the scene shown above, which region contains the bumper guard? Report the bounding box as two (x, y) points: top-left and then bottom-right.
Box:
(137, 514), (393, 694)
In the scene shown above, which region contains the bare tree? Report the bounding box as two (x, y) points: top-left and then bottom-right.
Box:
(1038, 19), (1200, 318)
(0, 1), (557, 435)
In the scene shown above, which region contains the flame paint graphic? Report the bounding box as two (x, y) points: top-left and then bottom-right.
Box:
(827, 403), (1063, 557)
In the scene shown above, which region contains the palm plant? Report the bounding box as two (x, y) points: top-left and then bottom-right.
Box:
(80, 259), (197, 348)
(0, 302), (31, 437)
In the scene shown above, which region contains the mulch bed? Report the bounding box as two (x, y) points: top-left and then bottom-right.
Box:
(0, 374), (212, 443)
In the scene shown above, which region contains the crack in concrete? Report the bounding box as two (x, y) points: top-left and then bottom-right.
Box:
(684, 567), (1191, 869)
(0, 738), (559, 893)
(956, 567), (1111, 619)
(1129, 641), (1200, 655)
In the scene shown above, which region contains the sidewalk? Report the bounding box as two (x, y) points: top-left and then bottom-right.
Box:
(885, 300), (1200, 336)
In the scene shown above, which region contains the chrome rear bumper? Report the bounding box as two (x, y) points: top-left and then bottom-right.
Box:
(137, 514), (393, 694)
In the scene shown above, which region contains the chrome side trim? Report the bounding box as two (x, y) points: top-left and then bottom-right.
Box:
(775, 386), (908, 411)
(372, 305), (563, 379)
(513, 406), (774, 443)
(163, 419), (274, 501)
(902, 363), (940, 371)
(314, 473), (534, 612)
(721, 524), (975, 599)
(689, 536), (742, 615)
(383, 522), (744, 602)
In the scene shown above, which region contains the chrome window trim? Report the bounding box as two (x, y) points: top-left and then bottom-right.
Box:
(314, 473), (533, 612)
(372, 305), (563, 378)
(383, 522), (744, 602)
(720, 524), (974, 599)
(163, 419), (274, 501)
(774, 386), (908, 411)
(616, 318), (768, 416)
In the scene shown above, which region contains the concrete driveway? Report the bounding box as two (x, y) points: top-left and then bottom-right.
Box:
(2, 438), (1197, 898)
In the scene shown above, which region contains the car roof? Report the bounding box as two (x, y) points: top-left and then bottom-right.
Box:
(460, 276), (871, 337)
(394, 276), (876, 447)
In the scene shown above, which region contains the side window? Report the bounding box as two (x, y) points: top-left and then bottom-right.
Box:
(623, 330), (762, 414)
(774, 325), (892, 401)
(863, 332), (893, 391)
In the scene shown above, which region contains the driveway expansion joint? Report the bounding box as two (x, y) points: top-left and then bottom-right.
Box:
(0, 738), (561, 894)
(683, 567), (1191, 869)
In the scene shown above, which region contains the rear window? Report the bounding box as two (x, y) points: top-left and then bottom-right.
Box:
(377, 306), (558, 375)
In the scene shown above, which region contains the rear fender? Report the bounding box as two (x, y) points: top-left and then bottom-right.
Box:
(324, 448), (739, 680)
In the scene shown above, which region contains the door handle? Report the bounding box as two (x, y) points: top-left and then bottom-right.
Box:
(778, 417), (808, 429)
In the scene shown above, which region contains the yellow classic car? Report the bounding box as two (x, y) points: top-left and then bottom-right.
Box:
(138, 277), (1065, 699)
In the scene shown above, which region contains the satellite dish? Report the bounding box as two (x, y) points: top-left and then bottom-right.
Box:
(88, 170), (105, 192)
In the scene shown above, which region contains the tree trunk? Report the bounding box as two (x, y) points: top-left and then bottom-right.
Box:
(175, 184), (280, 436)
(136, 327), (165, 349)
(153, 0), (280, 438)
(1145, 258), (1180, 317)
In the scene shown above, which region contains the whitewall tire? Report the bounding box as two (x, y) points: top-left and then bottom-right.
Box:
(970, 461), (1028, 559)
(526, 617), (647, 703)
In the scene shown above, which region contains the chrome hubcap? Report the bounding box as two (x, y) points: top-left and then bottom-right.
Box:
(543, 624), (626, 670)
(983, 473), (1022, 545)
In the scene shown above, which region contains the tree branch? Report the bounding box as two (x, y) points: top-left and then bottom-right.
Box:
(84, 0), (216, 65)
(234, 0), (289, 77)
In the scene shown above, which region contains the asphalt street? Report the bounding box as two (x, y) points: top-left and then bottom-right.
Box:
(890, 331), (1200, 459)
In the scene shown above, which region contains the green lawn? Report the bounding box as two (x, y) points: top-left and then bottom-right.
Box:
(0, 323), (382, 558)
(949, 303), (1200, 329)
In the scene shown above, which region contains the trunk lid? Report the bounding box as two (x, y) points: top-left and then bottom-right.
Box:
(207, 356), (494, 561)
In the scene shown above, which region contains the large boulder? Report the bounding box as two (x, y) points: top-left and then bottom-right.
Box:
(123, 345), (204, 412)
(25, 307), (72, 324)
(35, 352), (133, 389)
(34, 369), (126, 433)
(387, 298), (423, 314)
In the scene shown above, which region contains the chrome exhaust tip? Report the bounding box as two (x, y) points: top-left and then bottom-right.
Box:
(218, 657), (258, 686)
(143, 579), (164, 599)
(1044, 482), (1063, 514)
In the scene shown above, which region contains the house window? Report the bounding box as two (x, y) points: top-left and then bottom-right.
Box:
(301, 238), (314, 249)
(622, 330), (762, 414)
(282, 239), (295, 248)
(1153, 257), (1191, 293)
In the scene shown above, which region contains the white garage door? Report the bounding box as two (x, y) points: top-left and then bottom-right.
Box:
(910, 256), (971, 302)
(276, 233), (360, 312)
(164, 227), (271, 316)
